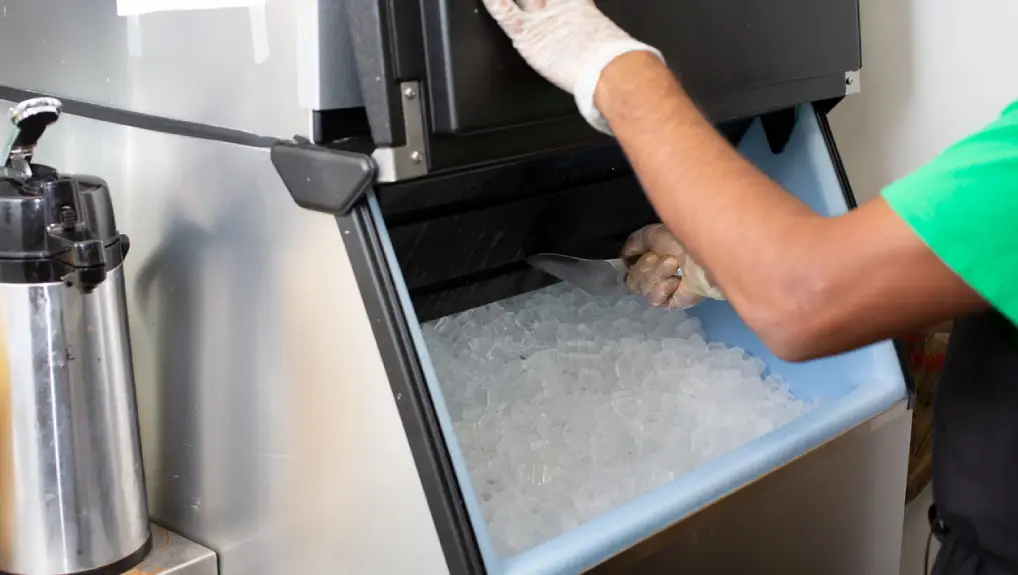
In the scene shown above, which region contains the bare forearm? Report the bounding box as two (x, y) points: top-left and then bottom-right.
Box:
(595, 53), (819, 263)
(595, 53), (826, 345)
(595, 52), (985, 358)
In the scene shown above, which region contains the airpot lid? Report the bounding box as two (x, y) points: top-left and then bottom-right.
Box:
(0, 97), (126, 292)
(0, 171), (119, 260)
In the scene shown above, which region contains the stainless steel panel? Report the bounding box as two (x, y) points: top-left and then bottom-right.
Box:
(0, 103), (449, 575)
(0, 0), (362, 139)
(603, 407), (911, 575)
(0, 267), (150, 575)
(131, 525), (218, 575)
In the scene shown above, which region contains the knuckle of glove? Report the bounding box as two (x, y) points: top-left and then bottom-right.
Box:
(483, 0), (526, 34)
(648, 277), (682, 308)
(655, 255), (680, 279)
(648, 225), (686, 258)
(667, 288), (705, 311)
(633, 253), (663, 295)
(622, 224), (657, 259)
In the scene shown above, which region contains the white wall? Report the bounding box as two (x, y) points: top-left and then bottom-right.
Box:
(829, 0), (1018, 202)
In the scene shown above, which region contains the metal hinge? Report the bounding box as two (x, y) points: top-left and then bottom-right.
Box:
(372, 81), (428, 183)
(844, 70), (861, 96)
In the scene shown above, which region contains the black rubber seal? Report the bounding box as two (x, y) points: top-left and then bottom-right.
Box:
(812, 103), (857, 212)
(337, 204), (484, 574)
(1, 535), (152, 575)
(813, 102), (917, 409)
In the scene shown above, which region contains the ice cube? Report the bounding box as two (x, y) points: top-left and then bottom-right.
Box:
(514, 308), (539, 330)
(613, 352), (636, 376)
(611, 389), (640, 419)
(674, 317), (703, 339)
(433, 315), (458, 338)
(423, 283), (815, 555)
(577, 302), (601, 321)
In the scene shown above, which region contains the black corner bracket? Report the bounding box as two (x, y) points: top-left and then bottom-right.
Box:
(813, 96), (845, 118)
(271, 142), (377, 215)
(760, 106), (798, 155)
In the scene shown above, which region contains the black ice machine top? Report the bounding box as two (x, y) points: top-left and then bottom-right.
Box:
(341, 0), (861, 177)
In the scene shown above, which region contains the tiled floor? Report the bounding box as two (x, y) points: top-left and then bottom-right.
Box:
(901, 486), (938, 575)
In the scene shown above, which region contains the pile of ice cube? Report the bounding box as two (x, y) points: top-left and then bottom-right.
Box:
(421, 283), (816, 555)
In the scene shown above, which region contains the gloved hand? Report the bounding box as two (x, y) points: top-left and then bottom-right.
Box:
(622, 224), (726, 310)
(480, 0), (664, 135)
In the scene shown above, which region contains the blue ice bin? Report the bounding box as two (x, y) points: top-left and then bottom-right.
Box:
(363, 104), (910, 574)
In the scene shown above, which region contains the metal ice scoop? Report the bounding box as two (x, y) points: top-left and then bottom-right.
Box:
(527, 253), (682, 297)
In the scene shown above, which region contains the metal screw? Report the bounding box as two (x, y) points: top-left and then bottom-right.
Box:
(404, 87), (417, 99)
(846, 76), (854, 86)
(410, 151), (423, 163)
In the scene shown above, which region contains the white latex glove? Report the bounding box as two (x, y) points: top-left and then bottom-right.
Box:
(622, 224), (726, 310)
(481, 0), (664, 135)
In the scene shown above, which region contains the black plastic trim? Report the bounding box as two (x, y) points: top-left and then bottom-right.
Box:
(428, 117), (607, 174)
(0, 86), (279, 148)
(761, 107), (798, 155)
(337, 203), (484, 575)
(389, 0), (426, 80)
(311, 108), (372, 145)
(271, 143), (377, 216)
(0, 240), (127, 285)
(379, 144), (632, 221)
(344, 0), (405, 147)
(418, 0), (469, 134)
(703, 74), (848, 126)
(719, 119), (755, 150)
(1, 535), (153, 575)
(813, 96), (844, 118)
(813, 102), (917, 409)
(813, 104), (856, 219)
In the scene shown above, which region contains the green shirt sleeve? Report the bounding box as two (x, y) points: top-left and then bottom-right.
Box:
(881, 99), (1018, 326)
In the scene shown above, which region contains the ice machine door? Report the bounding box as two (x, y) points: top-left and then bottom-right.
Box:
(343, 0), (861, 177)
(423, 0), (862, 134)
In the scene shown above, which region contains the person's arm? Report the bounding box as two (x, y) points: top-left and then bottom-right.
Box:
(594, 52), (986, 359)
(479, 0), (1017, 361)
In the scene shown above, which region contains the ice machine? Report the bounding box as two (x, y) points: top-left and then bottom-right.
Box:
(0, 0), (910, 574)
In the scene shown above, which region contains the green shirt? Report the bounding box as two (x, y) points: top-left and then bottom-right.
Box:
(882, 99), (1018, 326)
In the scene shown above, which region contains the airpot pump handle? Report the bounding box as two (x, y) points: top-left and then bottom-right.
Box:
(42, 178), (109, 294)
(3, 97), (62, 179)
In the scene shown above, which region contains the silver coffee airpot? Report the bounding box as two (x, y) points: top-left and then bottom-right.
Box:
(0, 98), (150, 575)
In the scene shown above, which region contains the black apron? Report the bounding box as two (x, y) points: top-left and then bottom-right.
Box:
(929, 310), (1018, 575)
